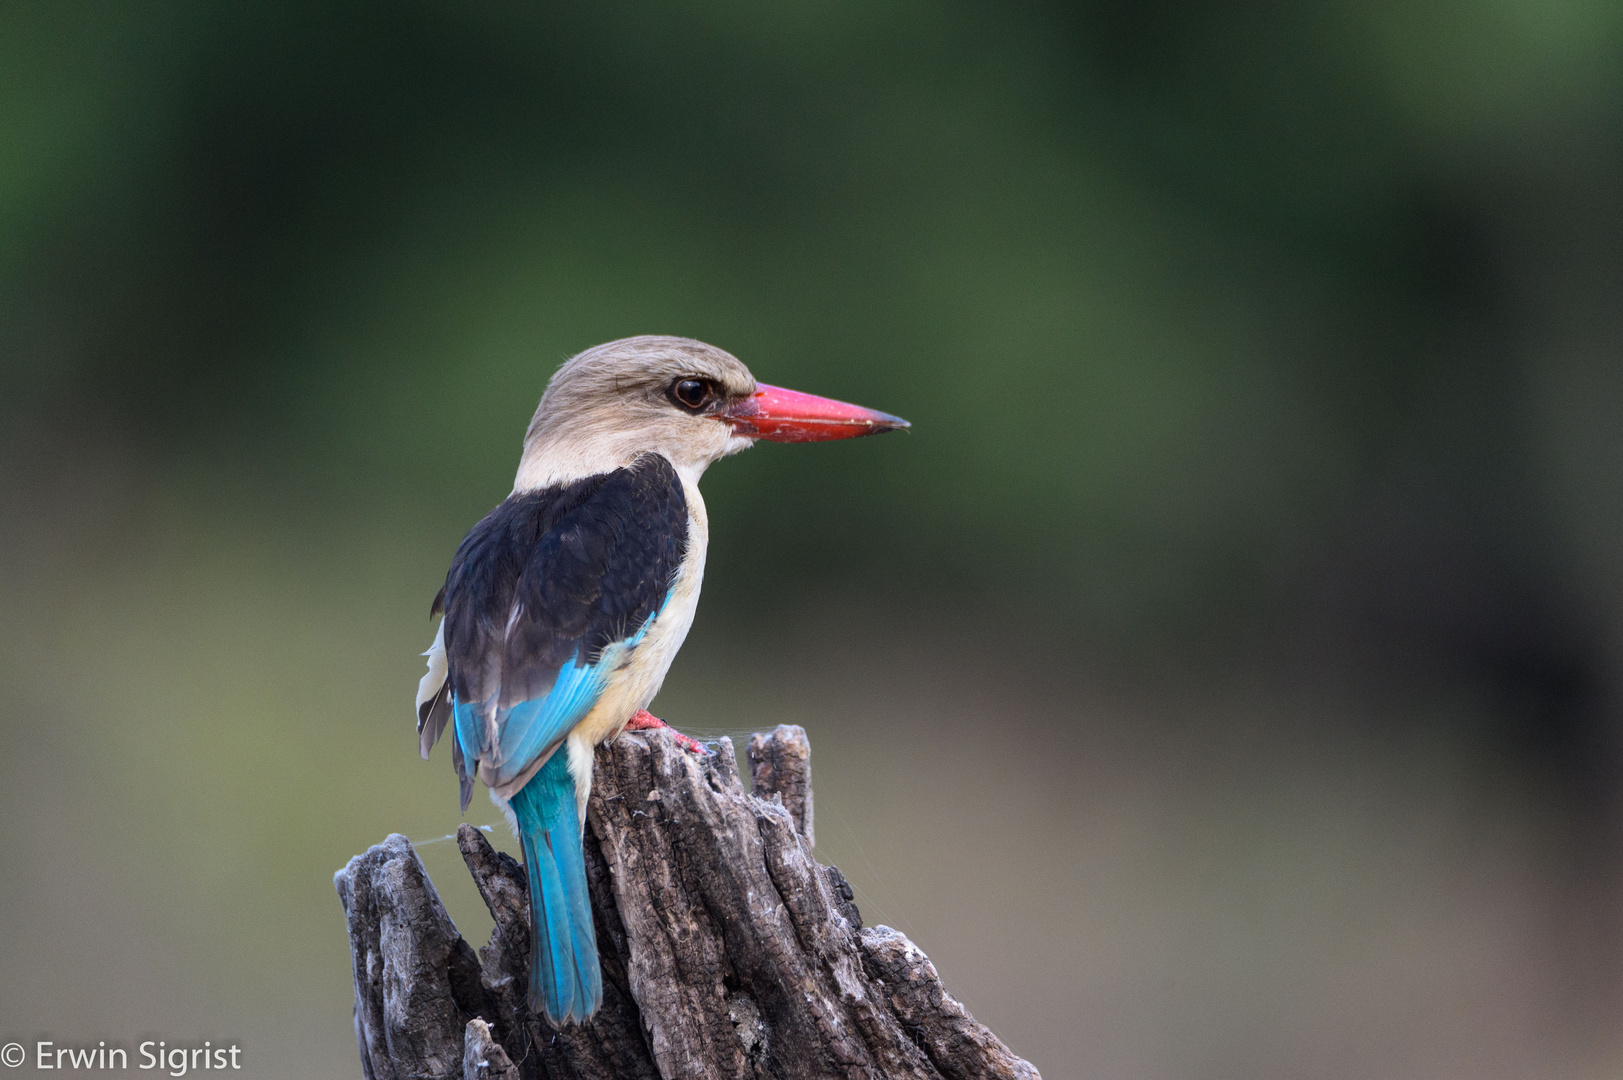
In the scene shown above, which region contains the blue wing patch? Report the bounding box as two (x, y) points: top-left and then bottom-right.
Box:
(424, 453), (686, 1024)
(451, 605), (660, 790)
(430, 453), (688, 800)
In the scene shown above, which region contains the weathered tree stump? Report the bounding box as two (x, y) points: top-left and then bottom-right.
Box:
(335, 725), (1041, 1080)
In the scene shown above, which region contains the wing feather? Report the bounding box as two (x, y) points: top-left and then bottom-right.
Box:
(427, 454), (688, 798)
(416, 618), (452, 758)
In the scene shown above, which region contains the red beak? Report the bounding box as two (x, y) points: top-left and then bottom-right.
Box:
(723, 383), (911, 443)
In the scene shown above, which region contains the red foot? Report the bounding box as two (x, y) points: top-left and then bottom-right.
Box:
(625, 709), (710, 755)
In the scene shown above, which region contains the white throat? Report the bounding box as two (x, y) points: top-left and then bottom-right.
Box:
(512, 426), (754, 493)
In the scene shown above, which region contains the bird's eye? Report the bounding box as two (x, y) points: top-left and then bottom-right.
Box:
(670, 378), (716, 412)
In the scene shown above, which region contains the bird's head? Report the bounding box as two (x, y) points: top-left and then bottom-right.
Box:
(515, 335), (909, 491)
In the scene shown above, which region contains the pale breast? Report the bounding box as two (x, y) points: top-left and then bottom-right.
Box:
(570, 478), (709, 747)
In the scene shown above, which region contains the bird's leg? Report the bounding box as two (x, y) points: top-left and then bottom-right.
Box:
(625, 709), (709, 755)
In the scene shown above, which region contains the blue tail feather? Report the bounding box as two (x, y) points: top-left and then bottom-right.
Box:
(510, 750), (602, 1023)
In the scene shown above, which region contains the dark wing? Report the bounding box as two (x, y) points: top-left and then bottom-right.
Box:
(430, 453), (687, 802)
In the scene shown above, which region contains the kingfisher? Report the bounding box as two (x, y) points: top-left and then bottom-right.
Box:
(413, 336), (908, 1024)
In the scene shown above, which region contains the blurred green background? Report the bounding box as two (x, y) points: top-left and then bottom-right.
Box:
(5, 1), (1623, 1076)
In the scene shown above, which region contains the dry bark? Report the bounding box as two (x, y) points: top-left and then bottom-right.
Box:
(335, 724), (1041, 1080)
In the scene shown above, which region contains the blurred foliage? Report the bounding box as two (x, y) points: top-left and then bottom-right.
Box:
(6, 4), (1623, 1077)
(4, 0), (1619, 644)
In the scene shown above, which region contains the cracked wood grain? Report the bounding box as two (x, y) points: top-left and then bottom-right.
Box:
(335, 729), (1040, 1080)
